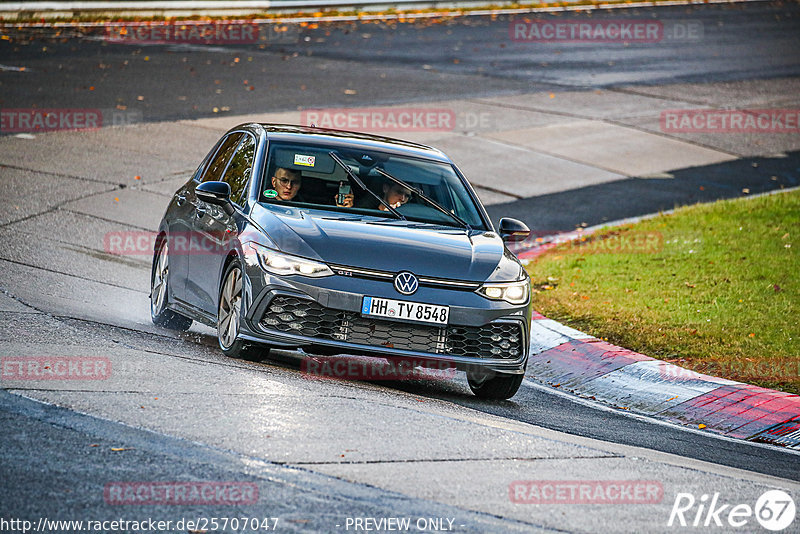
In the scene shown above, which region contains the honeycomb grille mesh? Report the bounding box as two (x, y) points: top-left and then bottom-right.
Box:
(260, 296), (523, 359)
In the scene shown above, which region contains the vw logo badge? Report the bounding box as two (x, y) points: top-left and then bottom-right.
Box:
(394, 271), (419, 295)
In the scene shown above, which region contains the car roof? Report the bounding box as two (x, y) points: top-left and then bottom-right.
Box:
(233, 123), (452, 164)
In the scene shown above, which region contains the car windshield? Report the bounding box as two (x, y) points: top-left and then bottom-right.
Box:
(259, 141), (487, 229)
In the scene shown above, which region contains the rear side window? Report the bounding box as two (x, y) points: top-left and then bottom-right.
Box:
(201, 132), (244, 183)
(222, 134), (256, 206)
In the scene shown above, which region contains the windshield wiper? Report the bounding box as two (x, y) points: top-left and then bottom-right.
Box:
(374, 167), (471, 231)
(328, 152), (405, 220)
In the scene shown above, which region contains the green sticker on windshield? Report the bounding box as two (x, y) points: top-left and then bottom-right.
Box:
(263, 189), (278, 198)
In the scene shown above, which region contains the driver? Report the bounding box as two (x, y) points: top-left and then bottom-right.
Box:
(271, 168), (302, 201)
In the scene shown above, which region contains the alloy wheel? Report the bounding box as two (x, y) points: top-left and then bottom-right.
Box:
(151, 242), (169, 317)
(218, 266), (242, 349)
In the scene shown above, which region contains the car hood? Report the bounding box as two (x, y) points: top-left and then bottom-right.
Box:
(250, 204), (523, 282)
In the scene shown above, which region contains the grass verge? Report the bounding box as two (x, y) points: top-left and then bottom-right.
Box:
(525, 189), (799, 395)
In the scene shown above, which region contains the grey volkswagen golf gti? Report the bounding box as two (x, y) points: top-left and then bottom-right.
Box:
(151, 124), (532, 399)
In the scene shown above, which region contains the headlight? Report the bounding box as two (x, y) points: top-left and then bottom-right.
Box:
(477, 280), (530, 305)
(250, 244), (333, 278)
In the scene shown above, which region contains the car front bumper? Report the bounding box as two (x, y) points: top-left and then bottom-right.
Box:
(239, 266), (531, 374)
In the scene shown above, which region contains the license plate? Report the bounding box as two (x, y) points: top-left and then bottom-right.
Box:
(361, 296), (449, 325)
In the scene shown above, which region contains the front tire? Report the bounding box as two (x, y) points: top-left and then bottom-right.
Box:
(467, 368), (523, 400)
(217, 261), (268, 362)
(151, 239), (193, 331)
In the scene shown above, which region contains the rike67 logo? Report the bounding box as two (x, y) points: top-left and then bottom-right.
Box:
(668, 490), (795, 531)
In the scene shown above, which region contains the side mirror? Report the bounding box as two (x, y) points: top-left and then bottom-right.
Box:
(498, 217), (530, 243)
(196, 181), (235, 216)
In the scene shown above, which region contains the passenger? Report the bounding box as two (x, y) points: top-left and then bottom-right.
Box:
(334, 180), (412, 210)
(378, 182), (412, 211)
(270, 168), (302, 201)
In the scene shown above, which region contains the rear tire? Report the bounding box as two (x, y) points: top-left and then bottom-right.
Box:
(467, 369), (523, 400)
(217, 261), (269, 362)
(151, 239), (193, 331)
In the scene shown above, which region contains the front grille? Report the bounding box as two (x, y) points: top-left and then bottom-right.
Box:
(260, 295), (344, 339)
(448, 322), (523, 359)
(327, 264), (481, 291)
(260, 296), (523, 359)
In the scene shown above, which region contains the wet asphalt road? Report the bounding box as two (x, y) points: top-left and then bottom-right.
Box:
(1, 1), (800, 531)
(1, 3), (799, 123)
(2, 2), (799, 233)
(1, 305), (797, 532)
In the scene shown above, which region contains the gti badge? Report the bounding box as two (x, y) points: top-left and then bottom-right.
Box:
(394, 271), (419, 295)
